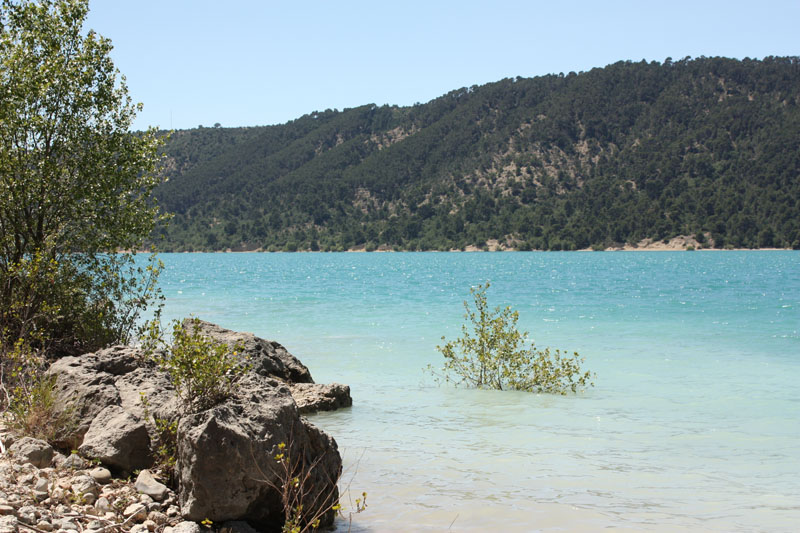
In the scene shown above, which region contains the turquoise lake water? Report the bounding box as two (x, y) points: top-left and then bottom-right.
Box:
(155, 251), (799, 532)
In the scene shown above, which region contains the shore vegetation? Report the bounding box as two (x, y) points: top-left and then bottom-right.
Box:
(1, 0), (165, 440)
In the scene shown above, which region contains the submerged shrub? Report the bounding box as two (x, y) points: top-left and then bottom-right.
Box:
(430, 282), (594, 394)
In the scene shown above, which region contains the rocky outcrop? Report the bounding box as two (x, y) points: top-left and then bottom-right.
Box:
(43, 322), (350, 532)
(177, 374), (340, 530)
(186, 320), (313, 384)
(290, 383), (353, 414)
(46, 345), (180, 451)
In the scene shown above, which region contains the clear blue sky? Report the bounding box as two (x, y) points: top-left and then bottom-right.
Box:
(86, 0), (800, 131)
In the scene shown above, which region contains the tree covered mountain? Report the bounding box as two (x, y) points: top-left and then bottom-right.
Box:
(153, 56), (800, 252)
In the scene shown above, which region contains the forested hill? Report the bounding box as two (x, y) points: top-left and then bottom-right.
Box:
(153, 56), (800, 252)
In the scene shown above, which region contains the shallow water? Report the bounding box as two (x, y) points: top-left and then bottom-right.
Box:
(155, 251), (800, 532)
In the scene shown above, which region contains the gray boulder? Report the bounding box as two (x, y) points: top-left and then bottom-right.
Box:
(177, 373), (341, 531)
(48, 345), (181, 450)
(290, 383), (352, 414)
(78, 405), (152, 472)
(7, 437), (54, 468)
(186, 320), (313, 384)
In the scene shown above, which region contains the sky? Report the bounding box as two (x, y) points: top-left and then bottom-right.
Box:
(85, 0), (800, 131)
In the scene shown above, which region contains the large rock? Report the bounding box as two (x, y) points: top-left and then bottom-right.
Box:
(290, 383), (352, 414)
(186, 320), (313, 384)
(177, 374), (341, 531)
(7, 437), (54, 468)
(78, 405), (152, 472)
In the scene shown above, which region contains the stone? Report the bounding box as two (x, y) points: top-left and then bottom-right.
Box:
(89, 467), (112, 485)
(187, 320), (313, 383)
(0, 516), (18, 533)
(70, 475), (98, 504)
(177, 373), (341, 531)
(33, 478), (48, 493)
(130, 525), (149, 533)
(61, 454), (86, 470)
(134, 470), (168, 502)
(15, 506), (36, 525)
(7, 438), (54, 468)
(290, 382), (352, 414)
(55, 518), (77, 531)
(147, 511), (168, 525)
(78, 406), (152, 472)
(171, 521), (201, 533)
(142, 519), (157, 531)
(123, 504), (148, 522)
(0, 508), (13, 517)
(94, 497), (112, 514)
(35, 521), (53, 532)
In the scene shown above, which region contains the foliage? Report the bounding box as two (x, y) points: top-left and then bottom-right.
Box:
(0, 339), (75, 442)
(268, 440), (367, 533)
(142, 317), (248, 412)
(153, 56), (800, 252)
(430, 283), (593, 394)
(0, 0), (166, 355)
(139, 392), (178, 484)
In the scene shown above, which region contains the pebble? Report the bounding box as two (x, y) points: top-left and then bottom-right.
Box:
(94, 497), (112, 514)
(134, 471), (169, 502)
(123, 503), (148, 522)
(172, 521), (202, 533)
(56, 518), (78, 531)
(35, 520), (54, 531)
(0, 507), (14, 517)
(147, 511), (168, 525)
(0, 515), (18, 533)
(88, 468), (112, 485)
(60, 455), (86, 470)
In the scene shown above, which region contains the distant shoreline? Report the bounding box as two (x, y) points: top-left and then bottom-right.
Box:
(131, 246), (793, 254)
(130, 234), (795, 254)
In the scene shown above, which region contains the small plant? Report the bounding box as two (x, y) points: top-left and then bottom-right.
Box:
(142, 317), (248, 412)
(139, 393), (178, 483)
(265, 439), (367, 533)
(0, 338), (75, 442)
(429, 282), (594, 394)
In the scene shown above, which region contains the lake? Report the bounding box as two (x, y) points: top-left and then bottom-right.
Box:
(155, 251), (799, 532)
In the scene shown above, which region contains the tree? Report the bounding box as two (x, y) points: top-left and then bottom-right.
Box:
(0, 0), (165, 355)
(430, 282), (593, 394)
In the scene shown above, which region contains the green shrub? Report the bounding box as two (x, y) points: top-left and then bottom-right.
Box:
(430, 282), (594, 394)
(0, 0), (166, 357)
(139, 393), (178, 484)
(1, 339), (75, 442)
(143, 317), (248, 412)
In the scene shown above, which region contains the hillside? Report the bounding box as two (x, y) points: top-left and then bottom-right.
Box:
(153, 56), (800, 252)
